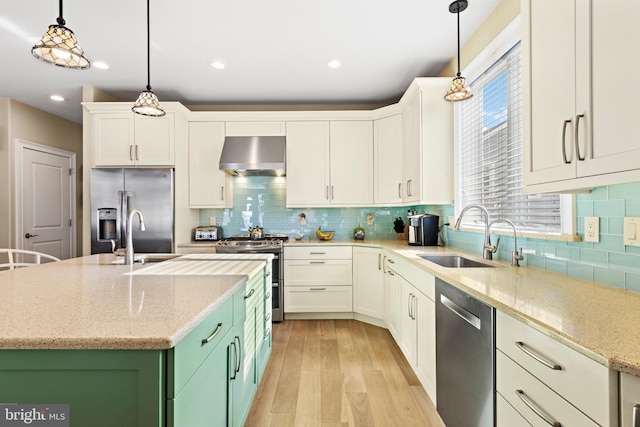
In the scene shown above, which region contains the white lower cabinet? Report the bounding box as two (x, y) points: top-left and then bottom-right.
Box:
(400, 277), (418, 364)
(620, 372), (640, 427)
(387, 257), (436, 403)
(353, 247), (385, 321)
(496, 392), (531, 427)
(414, 289), (436, 404)
(283, 246), (352, 313)
(496, 311), (617, 427)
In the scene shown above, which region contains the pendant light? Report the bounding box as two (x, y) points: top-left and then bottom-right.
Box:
(444, 0), (473, 102)
(132, 0), (165, 117)
(31, 0), (90, 69)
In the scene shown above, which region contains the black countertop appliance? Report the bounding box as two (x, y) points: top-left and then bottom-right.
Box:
(408, 214), (439, 246)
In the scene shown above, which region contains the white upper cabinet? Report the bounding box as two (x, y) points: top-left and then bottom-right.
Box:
(134, 114), (175, 166)
(402, 92), (421, 203)
(329, 121), (374, 205)
(419, 80), (454, 204)
(286, 120), (373, 207)
(522, 0), (581, 186)
(286, 121), (331, 206)
(401, 79), (453, 205)
(374, 114), (403, 205)
(188, 122), (232, 208)
(523, 0), (640, 192)
(93, 112), (175, 166)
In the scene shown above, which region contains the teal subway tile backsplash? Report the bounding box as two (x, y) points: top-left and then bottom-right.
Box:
(197, 177), (640, 293)
(199, 176), (444, 241)
(625, 199), (640, 216)
(609, 182), (640, 199)
(594, 199), (625, 217)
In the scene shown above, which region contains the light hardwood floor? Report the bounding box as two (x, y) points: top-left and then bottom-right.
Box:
(245, 319), (446, 427)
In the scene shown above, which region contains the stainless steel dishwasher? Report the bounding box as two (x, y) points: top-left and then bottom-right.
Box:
(436, 278), (495, 427)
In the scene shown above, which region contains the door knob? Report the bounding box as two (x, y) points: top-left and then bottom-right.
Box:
(25, 233), (39, 239)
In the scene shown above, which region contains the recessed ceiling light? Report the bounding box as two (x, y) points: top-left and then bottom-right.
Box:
(327, 60), (341, 69)
(50, 95), (65, 102)
(93, 61), (109, 70)
(211, 61), (225, 70)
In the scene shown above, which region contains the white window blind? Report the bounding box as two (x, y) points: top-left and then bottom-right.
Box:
(458, 42), (561, 233)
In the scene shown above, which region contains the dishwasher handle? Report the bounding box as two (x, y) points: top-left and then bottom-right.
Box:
(440, 294), (481, 330)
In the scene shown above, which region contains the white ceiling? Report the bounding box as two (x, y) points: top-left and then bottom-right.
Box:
(1, 0), (501, 123)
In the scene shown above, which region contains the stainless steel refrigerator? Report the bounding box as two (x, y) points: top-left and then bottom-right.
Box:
(91, 168), (174, 254)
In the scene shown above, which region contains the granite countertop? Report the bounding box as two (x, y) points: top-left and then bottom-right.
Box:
(0, 253), (272, 351)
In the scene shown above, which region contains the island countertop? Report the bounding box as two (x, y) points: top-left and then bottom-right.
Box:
(0, 253), (271, 350)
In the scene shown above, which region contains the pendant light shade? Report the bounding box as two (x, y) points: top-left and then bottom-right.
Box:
(31, 0), (90, 69)
(132, 88), (165, 117)
(444, 0), (473, 102)
(133, 0), (165, 117)
(445, 75), (473, 102)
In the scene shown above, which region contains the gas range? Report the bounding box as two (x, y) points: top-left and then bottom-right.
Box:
(214, 233), (288, 322)
(215, 234), (289, 252)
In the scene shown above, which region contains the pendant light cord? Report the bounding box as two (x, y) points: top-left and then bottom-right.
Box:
(146, 0), (152, 91)
(456, 8), (461, 77)
(57, 0), (66, 26)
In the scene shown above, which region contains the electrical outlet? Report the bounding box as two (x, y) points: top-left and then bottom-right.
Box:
(584, 216), (599, 243)
(209, 216), (216, 226)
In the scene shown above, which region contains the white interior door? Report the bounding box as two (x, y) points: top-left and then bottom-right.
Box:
(18, 143), (74, 260)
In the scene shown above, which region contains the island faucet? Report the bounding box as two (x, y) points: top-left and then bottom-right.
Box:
(489, 218), (524, 267)
(453, 204), (497, 260)
(125, 208), (146, 265)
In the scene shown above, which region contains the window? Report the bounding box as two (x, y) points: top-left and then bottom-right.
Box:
(456, 39), (562, 234)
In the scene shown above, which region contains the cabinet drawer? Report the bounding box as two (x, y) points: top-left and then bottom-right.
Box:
(496, 392), (531, 427)
(285, 260), (352, 286)
(496, 311), (616, 426)
(285, 245), (352, 260)
(235, 272), (263, 321)
(167, 295), (234, 398)
(284, 285), (353, 313)
(497, 351), (599, 427)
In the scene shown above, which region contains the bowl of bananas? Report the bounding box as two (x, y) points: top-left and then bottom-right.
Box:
(316, 226), (335, 241)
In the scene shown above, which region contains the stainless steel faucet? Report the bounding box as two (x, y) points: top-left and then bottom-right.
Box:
(489, 218), (524, 267)
(453, 204), (497, 260)
(125, 208), (146, 265)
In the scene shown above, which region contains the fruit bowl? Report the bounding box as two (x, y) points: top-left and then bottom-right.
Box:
(316, 227), (335, 241)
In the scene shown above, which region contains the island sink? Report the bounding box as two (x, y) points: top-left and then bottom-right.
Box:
(420, 255), (495, 268)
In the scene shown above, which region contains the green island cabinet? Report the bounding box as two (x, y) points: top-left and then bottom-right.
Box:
(0, 266), (272, 427)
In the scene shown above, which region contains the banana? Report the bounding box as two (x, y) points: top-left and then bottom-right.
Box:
(316, 226), (334, 240)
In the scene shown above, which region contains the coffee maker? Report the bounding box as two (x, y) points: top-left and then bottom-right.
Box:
(407, 214), (439, 246)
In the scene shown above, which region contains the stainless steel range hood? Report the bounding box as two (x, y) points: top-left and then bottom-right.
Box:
(219, 136), (286, 176)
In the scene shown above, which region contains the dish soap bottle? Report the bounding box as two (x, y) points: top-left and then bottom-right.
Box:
(354, 224), (365, 241)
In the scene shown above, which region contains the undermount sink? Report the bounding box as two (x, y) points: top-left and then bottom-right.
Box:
(419, 255), (494, 268)
(111, 253), (182, 265)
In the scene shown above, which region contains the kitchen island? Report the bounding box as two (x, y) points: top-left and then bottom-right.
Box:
(0, 253), (273, 427)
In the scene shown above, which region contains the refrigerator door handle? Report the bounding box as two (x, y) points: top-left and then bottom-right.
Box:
(118, 190), (129, 246)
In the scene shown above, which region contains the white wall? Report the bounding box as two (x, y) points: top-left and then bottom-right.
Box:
(0, 98), (83, 250)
